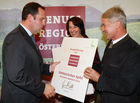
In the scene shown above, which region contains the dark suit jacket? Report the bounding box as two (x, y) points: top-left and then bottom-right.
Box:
(1, 25), (51, 103)
(96, 35), (140, 103)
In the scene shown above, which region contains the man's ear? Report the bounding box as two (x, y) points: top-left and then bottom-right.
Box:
(27, 14), (34, 22)
(115, 20), (122, 28)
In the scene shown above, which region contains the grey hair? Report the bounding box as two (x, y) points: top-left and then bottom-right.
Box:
(101, 6), (127, 28)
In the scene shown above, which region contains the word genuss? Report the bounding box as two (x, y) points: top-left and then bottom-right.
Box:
(38, 15), (81, 51)
(39, 15), (81, 38)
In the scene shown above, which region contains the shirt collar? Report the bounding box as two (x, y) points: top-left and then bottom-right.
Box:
(112, 33), (128, 44)
(20, 23), (32, 37)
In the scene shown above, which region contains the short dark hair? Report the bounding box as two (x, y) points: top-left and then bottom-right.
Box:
(22, 2), (45, 20)
(66, 17), (87, 37)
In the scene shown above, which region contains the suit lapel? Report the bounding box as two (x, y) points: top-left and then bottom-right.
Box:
(18, 25), (43, 59)
(105, 35), (130, 50)
(102, 35), (130, 63)
(112, 35), (130, 48)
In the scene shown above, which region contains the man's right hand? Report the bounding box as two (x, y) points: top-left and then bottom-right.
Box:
(43, 84), (56, 99)
(84, 67), (100, 82)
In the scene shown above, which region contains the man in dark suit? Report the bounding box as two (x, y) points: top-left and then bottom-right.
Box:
(1, 2), (59, 103)
(84, 6), (140, 103)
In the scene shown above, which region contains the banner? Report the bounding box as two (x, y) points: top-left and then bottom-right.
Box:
(35, 6), (85, 63)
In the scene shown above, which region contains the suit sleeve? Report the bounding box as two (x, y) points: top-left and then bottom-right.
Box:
(42, 64), (51, 75)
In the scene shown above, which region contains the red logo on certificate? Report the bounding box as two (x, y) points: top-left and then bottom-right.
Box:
(68, 54), (80, 67)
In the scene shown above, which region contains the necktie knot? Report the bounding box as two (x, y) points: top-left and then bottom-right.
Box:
(109, 41), (113, 48)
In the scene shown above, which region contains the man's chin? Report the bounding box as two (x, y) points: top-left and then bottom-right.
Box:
(106, 36), (111, 40)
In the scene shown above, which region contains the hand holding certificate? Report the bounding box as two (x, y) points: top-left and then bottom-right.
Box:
(51, 37), (98, 102)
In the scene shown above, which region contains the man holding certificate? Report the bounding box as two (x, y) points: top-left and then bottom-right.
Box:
(84, 6), (140, 103)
